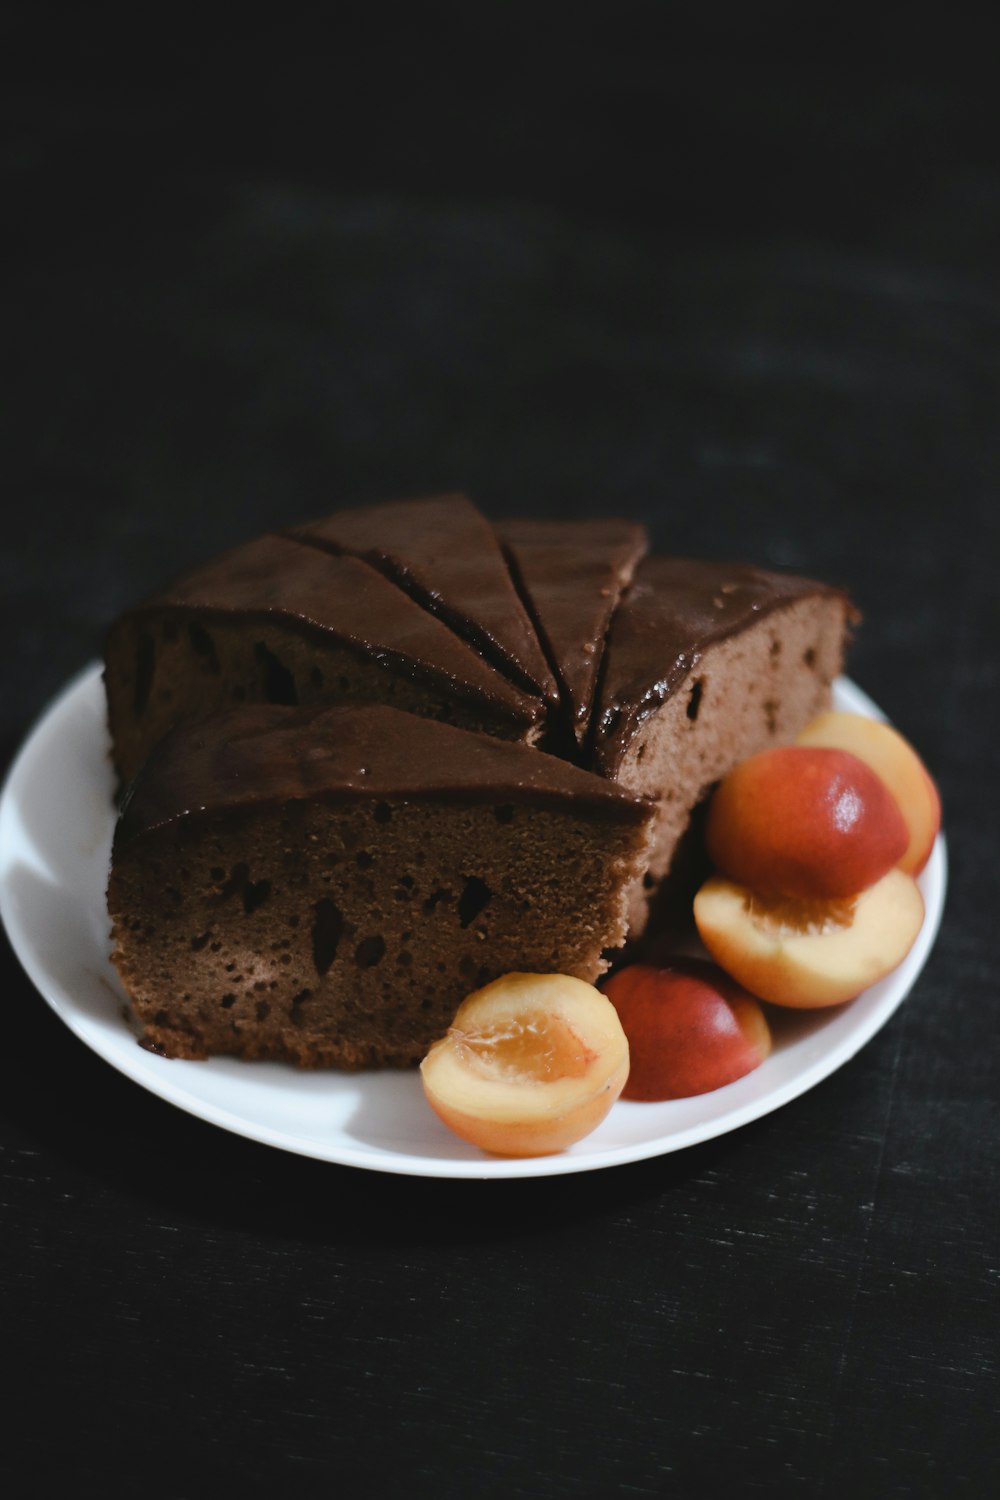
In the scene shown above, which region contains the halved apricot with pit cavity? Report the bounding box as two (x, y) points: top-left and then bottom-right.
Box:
(420, 973), (629, 1157)
(693, 869), (924, 1008)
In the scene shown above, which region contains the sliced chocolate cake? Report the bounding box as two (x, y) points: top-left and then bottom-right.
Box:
(591, 557), (853, 933)
(104, 533), (545, 788)
(288, 493), (558, 704)
(104, 498), (856, 1071)
(500, 519), (649, 754)
(108, 703), (655, 1069)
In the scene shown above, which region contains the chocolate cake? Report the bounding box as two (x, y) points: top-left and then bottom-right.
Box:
(500, 519), (649, 754)
(104, 495), (854, 1069)
(104, 532), (545, 788)
(108, 703), (655, 1069)
(592, 558), (852, 932)
(288, 493), (558, 704)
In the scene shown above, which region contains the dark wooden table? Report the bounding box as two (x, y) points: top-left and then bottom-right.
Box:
(3, 8), (997, 1496)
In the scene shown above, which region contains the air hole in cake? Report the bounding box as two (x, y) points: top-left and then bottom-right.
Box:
(458, 877), (493, 929)
(220, 994), (236, 1009)
(254, 642), (298, 705)
(770, 638), (782, 659)
(493, 805), (514, 824)
(134, 631), (155, 716)
(219, 863), (249, 901)
(189, 623), (221, 673)
(764, 699), (778, 735)
(400, 875), (415, 889)
(255, 1001), (271, 1021)
(242, 878), (271, 914)
(191, 931), (211, 951)
(291, 989), (312, 1007)
(423, 888), (451, 913)
(803, 647), (817, 669)
(210, 867), (225, 883)
(643, 873), (656, 890)
(686, 678), (705, 722)
(356, 850), (373, 869)
(312, 897), (344, 975)
(355, 935), (386, 968)
(373, 802), (392, 824)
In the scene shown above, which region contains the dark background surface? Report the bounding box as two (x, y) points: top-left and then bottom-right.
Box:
(3, 5), (998, 1496)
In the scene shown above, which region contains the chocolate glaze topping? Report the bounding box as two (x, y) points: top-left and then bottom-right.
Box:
(501, 519), (649, 750)
(287, 494), (558, 704)
(592, 557), (848, 777)
(116, 701), (653, 849)
(135, 533), (543, 732)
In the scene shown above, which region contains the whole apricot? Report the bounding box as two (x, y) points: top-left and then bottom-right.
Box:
(796, 711), (940, 876)
(705, 745), (908, 899)
(602, 959), (771, 1100)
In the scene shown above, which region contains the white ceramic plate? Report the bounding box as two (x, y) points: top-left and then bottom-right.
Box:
(0, 665), (946, 1179)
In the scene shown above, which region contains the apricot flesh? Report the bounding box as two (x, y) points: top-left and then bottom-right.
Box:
(602, 959), (771, 1100)
(796, 711), (941, 876)
(693, 869), (925, 1008)
(420, 973), (630, 1157)
(705, 745), (909, 899)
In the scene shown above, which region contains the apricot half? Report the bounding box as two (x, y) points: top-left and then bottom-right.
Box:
(796, 711), (941, 876)
(705, 745), (909, 900)
(420, 973), (630, 1157)
(602, 959), (771, 1100)
(693, 869), (925, 1008)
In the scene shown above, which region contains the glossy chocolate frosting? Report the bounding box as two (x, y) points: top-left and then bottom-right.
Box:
(116, 701), (653, 849)
(134, 533), (543, 733)
(500, 519), (649, 748)
(287, 493), (558, 704)
(592, 557), (848, 777)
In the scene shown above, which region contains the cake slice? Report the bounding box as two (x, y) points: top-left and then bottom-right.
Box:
(108, 702), (655, 1069)
(104, 534), (544, 787)
(591, 558), (853, 934)
(500, 519), (649, 754)
(288, 493), (558, 705)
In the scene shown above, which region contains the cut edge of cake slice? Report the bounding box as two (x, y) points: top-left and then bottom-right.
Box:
(109, 702), (656, 1069)
(591, 557), (855, 937)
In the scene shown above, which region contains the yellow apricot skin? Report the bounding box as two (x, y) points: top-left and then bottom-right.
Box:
(796, 711), (941, 876)
(420, 973), (630, 1157)
(693, 869), (925, 1008)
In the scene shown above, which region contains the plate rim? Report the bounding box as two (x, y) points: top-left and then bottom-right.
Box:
(0, 662), (948, 1180)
